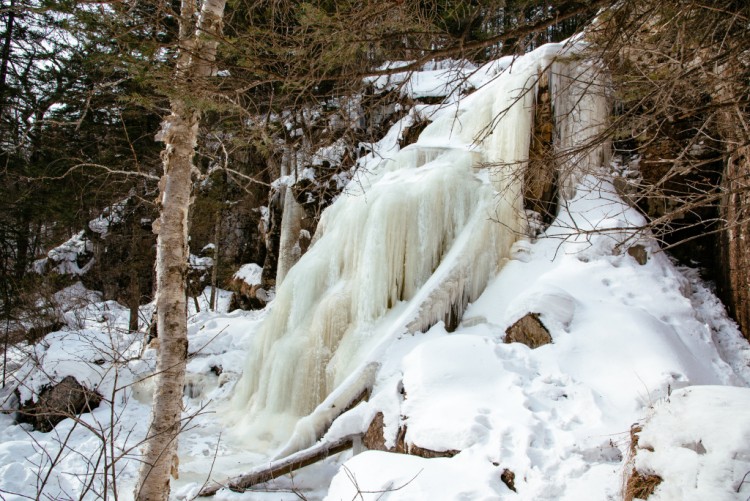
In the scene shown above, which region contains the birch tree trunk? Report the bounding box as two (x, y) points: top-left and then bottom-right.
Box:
(134, 0), (226, 498)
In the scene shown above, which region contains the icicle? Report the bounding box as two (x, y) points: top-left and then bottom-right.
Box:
(551, 58), (611, 198)
(276, 187), (304, 286)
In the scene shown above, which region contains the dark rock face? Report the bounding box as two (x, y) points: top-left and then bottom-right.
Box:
(504, 313), (552, 349)
(718, 146), (750, 341)
(17, 376), (102, 432)
(362, 411), (389, 451)
(525, 69), (558, 229)
(404, 437), (459, 459)
(25, 321), (67, 344)
(398, 117), (430, 149)
(87, 198), (157, 321)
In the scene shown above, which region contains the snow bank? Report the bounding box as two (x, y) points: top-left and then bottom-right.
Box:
(233, 263), (263, 287)
(366, 59), (477, 100)
(632, 385), (750, 500)
(88, 199), (128, 236)
(323, 173), (748, 501)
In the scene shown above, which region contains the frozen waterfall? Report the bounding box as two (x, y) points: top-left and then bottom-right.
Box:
(229, 42), (610, 451)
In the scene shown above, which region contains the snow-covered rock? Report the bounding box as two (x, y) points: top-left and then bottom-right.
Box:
(628, 386), (750, 501)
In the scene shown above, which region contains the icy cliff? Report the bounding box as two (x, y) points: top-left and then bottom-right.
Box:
(230, 41), (609, 451)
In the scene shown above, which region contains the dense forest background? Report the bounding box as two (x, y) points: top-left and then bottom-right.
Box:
(0, 0), (596, 334)
(1, 0), (748, 343)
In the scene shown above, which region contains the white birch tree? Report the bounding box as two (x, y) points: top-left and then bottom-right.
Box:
(134, 0), (226, 498)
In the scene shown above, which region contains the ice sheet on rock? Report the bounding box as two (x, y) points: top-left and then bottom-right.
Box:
(227, 43), (586, 450)
(551, 55), (611, 197)
(229, 149), (520, 448)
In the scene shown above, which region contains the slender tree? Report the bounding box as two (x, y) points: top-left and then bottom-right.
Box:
(133, 0), (227, 498)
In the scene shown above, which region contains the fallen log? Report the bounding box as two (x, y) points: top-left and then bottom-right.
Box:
(271, 362), (377, 459)
(198, 434), (357, 496)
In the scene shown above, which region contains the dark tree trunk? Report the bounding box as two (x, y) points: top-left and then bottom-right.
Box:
(0, 0), (15, 113)
(718, 145), (750, 341)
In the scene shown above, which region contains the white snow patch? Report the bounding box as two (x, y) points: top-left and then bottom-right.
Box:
(33, 231), (94, 275)
(634, 386), (750, 500)
(88, 199), (127, 236)
(233, 263), (263, 287)
(189, 253), (213, 270)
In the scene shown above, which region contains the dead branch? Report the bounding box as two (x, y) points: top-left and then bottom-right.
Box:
(197, 434), (356, 497)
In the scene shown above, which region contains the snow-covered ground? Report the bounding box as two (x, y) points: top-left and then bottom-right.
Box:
(2, 41), (750, 501)
(318, 175), (750, 501)
(4, 174), (748, 500)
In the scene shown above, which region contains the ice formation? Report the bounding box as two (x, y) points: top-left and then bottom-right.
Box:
(230, 42), (610, 450)
(550, 58), (610, 196)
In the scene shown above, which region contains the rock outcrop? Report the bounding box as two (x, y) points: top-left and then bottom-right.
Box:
(17, 376), (102, 432)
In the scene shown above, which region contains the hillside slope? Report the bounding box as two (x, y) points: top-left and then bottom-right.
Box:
(1, 40), (750, 501)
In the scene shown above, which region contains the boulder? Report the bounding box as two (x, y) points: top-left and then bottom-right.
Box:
(17, 376), (102, 432)
(228, 263), (273, 310)
(627, 244), (648, 265)
(504, 313), (552, 348)
(500, 468), (517, 492)
(362, 411), (388, 451)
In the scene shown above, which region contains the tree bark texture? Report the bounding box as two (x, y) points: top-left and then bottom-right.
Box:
(719, 144), (750, 340)
(134, 0), (226, 499)
(714, 65), (750, 341)
(128, 216), (142, 332)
